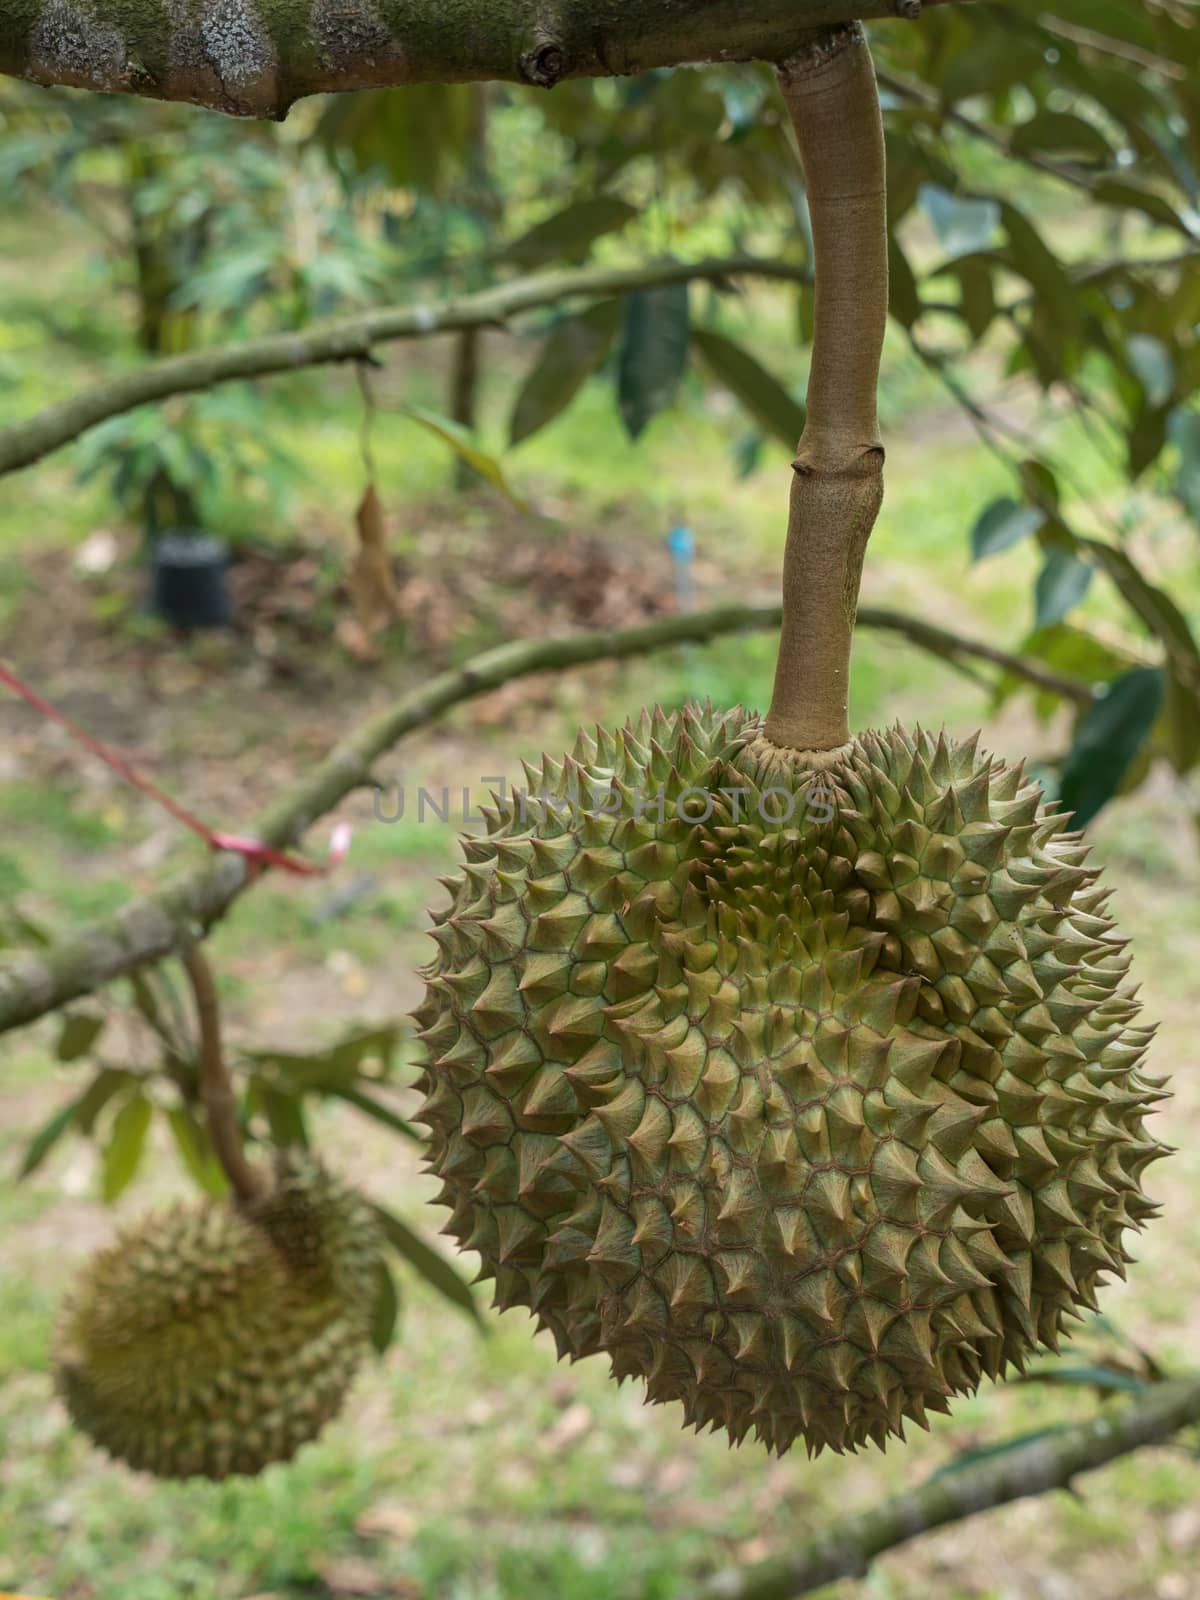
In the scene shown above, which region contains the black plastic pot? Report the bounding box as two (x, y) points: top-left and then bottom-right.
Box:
(150, 531), (233, 629)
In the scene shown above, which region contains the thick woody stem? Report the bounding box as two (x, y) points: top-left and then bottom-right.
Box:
(178, 941), (266, 1206)
(764, 23), (888, 753)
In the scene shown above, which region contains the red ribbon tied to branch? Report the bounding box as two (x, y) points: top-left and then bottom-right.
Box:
(0, 660), (351, 878)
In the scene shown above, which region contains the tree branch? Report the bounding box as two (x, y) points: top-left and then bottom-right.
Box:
(0, 601), (1091, 1037)
(0, 254), (815, 480)
(695, 1376), (1200, 1600)
(0, 0), (955, 117)
(5, 243), (1186, 484)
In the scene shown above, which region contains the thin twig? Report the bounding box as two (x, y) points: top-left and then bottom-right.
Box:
(0, 602), (1091, 1037)
(178, 941), (266, 1205)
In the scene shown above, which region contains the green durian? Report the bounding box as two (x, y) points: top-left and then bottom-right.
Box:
(54, 1155), (384, 1479)
(415, 704), (1168, 1456)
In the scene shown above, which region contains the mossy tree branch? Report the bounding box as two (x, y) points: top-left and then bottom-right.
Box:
(0, 0), (954, 117)
(695, 1375), (1200, 1599)
(0, 602), (1091, 1039)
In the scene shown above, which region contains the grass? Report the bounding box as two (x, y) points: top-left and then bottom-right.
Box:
(1, 145), (1200, 1600)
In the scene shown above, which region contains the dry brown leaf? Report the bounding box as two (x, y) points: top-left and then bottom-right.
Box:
(349, 484), (400, 638)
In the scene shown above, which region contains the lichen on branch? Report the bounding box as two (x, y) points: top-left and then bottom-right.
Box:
(0, 0), (947, 115)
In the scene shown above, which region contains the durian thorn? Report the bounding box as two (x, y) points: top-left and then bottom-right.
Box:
(179, 940), (267, 1207)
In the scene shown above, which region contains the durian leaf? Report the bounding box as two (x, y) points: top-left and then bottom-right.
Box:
(500, 196), (639, 268)
(931, 1423), (1078, 1481)
(1079, 537), (1200, 674)
(371, 1203), (487, 1331)
(18, 1097), (81, 1179)
(330, 1083), (424, 1144)
(1043, 532), (1200, 775)
(617, 281), (691, 440)
(56, 1009), (106, 1062)
(369, 1259), (402, 1354)
(691, 327), (806, 448)
(1058, 666), (1165, 827)
(256, 1086), (310, 1149)
(101, 1093), (152, 1202)
(970, 496), (1044, 562)
(509, 299), (622, 448)
(990, 623), (1133, 718)
(887, 236), (922, 330)
(244, 1026), (401, 1093)
(1017, 1363), (1148, 1396)
(400, 407), (530, 511)
(166, 1104), (230, 1196)
(1034, 547), (1093, 629)
(129, 969), (164, 1030)
(74, 1067), (138, 1136)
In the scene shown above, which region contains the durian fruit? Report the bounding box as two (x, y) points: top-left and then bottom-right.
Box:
(414, 706), (1168, 1455)
(54, 1154), (384, 1479)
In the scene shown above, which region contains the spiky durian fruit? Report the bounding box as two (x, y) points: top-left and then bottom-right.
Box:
(54, 1156), (384, 1479)
(415, 704), (1168, 1455)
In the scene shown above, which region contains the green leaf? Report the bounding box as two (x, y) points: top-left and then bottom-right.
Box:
(501, 197), (639, 268)
(369, 1259), (401, 1354)
(617, 281), (691, 441)
(1035, 547), (1093, 628)
(257, 1086), (309, 1149)
(999, 203), (1077, 334)
(1080, 538), (1200, 671)
(371, 1203), (486, 1330)
(970, 497), (1043, 561)
(19, 1098), (80, 1179)
(1168, 407), (1200, 519)
(318, 84), (475, 194)
(330, 1083), (424, 1144)
(1094, 179), (1189, 236)
(400, 407), (529, 510)
(246, 1026), (402, 1095)
(509, 300), (621, 448)
(166, 1104), (230, 1196)
(691, 327), (805, 448)
(129, 970), (163, 1029)
(101, 1093), (152, 1202)
(57, 1009), (106, 1062)
(1010, 111), (1114, 166)
(75, 1067), (137, 1136)
(992, 622), (1134, 717)
(949, 255), (996, 344)
(887, 237), (922, 330)
(1018, 1363), (1147, 1396)
(932, 1424), (1078, 1481)
(1070, 535), (1200, 775)
(1059, 667), (1165, 827)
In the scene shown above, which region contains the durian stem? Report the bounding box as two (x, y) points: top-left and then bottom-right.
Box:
(179, 942), (267, 1207)
(764, 23), (888, 753)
